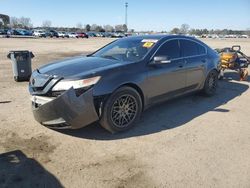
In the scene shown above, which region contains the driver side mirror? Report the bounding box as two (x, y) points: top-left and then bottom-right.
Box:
(152, 56), (171, 64)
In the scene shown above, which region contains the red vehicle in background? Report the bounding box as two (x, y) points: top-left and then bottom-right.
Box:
(77, 32), (89, 38)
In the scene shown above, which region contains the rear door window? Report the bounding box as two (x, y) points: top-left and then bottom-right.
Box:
(197, 43), (206, 54)
(155, 39), (180, 60)
(180, 39), (206, 57)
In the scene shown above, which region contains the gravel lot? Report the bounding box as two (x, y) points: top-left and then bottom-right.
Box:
(0, 37), (250, 188)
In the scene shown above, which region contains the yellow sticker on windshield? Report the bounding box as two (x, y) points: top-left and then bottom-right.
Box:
(143, 42), (154, 48)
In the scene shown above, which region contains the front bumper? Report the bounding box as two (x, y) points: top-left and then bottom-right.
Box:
(32, 88), (99, 129)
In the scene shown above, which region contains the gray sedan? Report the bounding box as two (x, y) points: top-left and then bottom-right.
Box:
(29, 35), (220, 133)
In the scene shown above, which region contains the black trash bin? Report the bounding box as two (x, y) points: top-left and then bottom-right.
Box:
(7, 51), (34, 82)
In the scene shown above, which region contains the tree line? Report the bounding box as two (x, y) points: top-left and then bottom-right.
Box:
(4, 17), (250, 36)
(7, 16), (128, 32)
(171, 24), (250, 36)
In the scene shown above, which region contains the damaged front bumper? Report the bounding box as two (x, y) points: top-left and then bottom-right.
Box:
(32, 88), (99, 129)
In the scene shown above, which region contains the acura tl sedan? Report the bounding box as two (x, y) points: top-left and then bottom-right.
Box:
(29, 35), (220, 133)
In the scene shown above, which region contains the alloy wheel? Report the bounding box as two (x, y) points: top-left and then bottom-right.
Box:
(208, 73), (217, 93)
(110, 94), (138, 128)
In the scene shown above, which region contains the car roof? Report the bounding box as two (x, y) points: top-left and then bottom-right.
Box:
(123, 35), (206, 46)
(125, 34), (198, 41)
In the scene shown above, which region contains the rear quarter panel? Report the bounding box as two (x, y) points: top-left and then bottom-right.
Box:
(199, 48), (220, 89)
(206, 48), (220, 75)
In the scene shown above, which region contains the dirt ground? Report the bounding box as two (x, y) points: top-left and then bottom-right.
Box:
(0, 37), (250, 188)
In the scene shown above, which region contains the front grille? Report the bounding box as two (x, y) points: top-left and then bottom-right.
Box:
(29, 71), (59, 95)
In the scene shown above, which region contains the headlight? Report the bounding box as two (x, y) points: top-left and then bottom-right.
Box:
(52, 76), (101, 91)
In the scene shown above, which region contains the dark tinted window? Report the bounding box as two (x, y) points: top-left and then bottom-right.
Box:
(155, 40), (180, 59)
(92, 38), (155, 62)
(180, 40), (206, 57)
(197, 44), (206, 54)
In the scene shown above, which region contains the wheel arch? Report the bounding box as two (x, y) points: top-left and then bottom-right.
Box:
(94, 82), (145, 117)
(206, 68), (219, 77)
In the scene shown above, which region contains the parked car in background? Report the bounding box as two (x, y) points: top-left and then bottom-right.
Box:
(77, 32), (89, 38)
(239, 35), (249, 38)
(66, 32), (78, 38)
(49, 30), (59, 38)
(95, 32), (102, 37)
(58, 31), (66, 38)
(95, 32), (103, 37)
(0, 29), (8, 35)
(112, 32), (125, 38)
(44, 31), (52, 38)
(29, 35), (220, 133)
(8, 29), (32, 36)
(23, 29), (33, 36)
(98, 32), (111, 37)
(33, 30), (46, 38)
(102, 32), (113, 38)
(86, 32), (97, 37)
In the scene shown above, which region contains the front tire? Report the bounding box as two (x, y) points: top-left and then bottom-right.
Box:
(203, 70), (218, 96)
(99, 87), (142, 133)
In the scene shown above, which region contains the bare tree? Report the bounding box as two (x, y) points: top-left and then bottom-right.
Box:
(42, 20), (52, 28)
(170, 27), (180, 34)
(10, 17), (19, 28)
(103, 25), (114, 32)
(19, 17), (33, 29)
(115, 24), (124, 32)
(76, 22), (82, 29)
(85, 24), (91, 32)
(180, 24), (190, 34)
(95, 26), (104, 32)
(123, 24), (128, 32)
(10, 16), (32, 29)
(90, 24), (98, 31)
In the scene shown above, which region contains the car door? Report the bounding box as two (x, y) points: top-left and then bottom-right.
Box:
(146, 39), (186, 102)
(179, 39), (207, 90)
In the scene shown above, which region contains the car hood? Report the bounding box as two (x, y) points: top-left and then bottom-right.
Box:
(38, 56), (122, 78)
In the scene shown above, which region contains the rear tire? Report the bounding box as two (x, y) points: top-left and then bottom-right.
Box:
(99, 87), (142, 133)
(203, 70), (218, 96)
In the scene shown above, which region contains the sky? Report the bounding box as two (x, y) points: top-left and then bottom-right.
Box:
(0, 0), (250, 31)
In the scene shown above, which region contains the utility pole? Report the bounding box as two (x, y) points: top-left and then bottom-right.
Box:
(125, 2), (128, 32)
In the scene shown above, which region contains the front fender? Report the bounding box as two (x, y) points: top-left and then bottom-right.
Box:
(93, 64), (147, 97)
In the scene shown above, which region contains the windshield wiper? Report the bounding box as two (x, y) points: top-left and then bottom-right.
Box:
(101, 55), (119, 61)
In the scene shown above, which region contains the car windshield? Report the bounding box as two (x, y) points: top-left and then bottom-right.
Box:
(92, 38), (158, 62)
